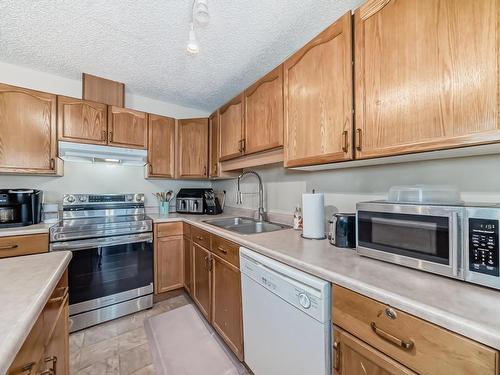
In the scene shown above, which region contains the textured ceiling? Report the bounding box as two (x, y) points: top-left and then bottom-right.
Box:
(0, 0), (363, 112)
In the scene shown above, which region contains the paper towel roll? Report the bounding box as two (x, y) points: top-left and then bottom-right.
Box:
(302, 193), (325, 239)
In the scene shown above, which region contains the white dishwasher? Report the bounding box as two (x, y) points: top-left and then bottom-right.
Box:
(240, 247), (331, 375)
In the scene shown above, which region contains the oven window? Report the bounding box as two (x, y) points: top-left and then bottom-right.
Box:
(358, 211), (450, 264)
(68, 241), (153, 305)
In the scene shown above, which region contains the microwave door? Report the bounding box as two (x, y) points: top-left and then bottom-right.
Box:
(356, 206), (462, 279)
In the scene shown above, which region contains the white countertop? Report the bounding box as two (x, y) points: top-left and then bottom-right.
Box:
(150, 212), (500, 350)
(0, 222), (54, 237)
(0, 251), (72, 375)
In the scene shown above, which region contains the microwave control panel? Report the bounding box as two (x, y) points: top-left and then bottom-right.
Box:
(469, 218), (499, 276)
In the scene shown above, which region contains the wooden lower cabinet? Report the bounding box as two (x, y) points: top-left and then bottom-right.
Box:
(211, 254), (244, 360)
(8, 271), (69, 375)
(192, 242), (211, 320)
(155, 235), (184, 294)
(333, 285), (499, 375)
(334, 327), (416, 375)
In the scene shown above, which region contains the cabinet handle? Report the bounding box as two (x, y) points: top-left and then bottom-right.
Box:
(39, 370), (54, 375)
(370, 322), (414, 351)
(238, 140), (242, 153)
(355, 128), (362, 151)
(102, 130), (107, 141)
(48, 286), (68, 304)
(241, 138), (246, 153)
(0, 244), (18, 250)
(148, 164), (152, 174)
(109, 131), (113, 142)
(50, 158), (55, 170)
(341, 130), (348, 153)
(203, 166), (207, 176)
(217, 246), (227, 254)
(21, 361), (35, 374)
(44, 356), (57, 375)
(333, 340), (340, 371)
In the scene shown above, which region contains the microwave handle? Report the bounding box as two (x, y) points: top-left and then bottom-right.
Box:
(450, 211), (460, 277)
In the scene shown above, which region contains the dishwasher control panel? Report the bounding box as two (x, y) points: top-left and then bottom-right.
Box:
(240, 251), (330, 323)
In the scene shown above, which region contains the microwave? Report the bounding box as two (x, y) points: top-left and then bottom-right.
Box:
(356, 201), (500, 290)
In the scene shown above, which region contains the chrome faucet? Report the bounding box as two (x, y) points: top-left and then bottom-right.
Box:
(237, 171), (266, 221)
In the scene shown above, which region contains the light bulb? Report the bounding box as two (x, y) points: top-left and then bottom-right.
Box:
(186, 23), (199, 54)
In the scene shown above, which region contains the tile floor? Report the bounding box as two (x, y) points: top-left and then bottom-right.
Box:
(70, 294), (190, 375)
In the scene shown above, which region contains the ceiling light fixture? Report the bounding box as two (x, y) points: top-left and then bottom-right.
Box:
(186, 0), (209, 54)
(186, 23), (199, 54)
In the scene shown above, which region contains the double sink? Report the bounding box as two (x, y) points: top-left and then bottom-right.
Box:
(203, 216), (290, 235)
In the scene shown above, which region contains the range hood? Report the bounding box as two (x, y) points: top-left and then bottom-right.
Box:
(58, 141), (147, 166)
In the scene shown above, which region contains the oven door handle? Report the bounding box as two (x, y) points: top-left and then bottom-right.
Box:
(450, 211), (460, 277)
(50, 233), (153, 252)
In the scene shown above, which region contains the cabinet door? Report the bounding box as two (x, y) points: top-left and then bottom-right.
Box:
(192, 243), (211, 320)
(57, 95), (107, 145)
(209, 111), (219, 177)
(219, 94), (244, 161)
(43, 296), (69, 375)
(334, 327), (416, 375)
(284, 12), (353, 167)
(0, 83), (57, 173)
(354, 0), (500, 159)
(244, 65), (284, 154)
(211, 255), (243, 360)
(155, 235), (184, 294)
(183, 237), (192, 295)
(108, 106), (148, 149)
(147, 114), (175, 178)
(177, 118), (209, 179)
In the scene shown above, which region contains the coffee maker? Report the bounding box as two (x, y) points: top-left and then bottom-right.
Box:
(0, 189), (43, 228)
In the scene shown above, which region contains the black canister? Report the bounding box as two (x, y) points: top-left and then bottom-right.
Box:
(328, 213), (356, 248)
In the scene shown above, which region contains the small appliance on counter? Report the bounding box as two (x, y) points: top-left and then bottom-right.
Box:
(176, 188), (222, 215)
(0, 189), (43, 228)
(328, 213), (355, 248)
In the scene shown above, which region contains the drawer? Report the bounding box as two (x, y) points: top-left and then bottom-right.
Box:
(192, 226), (211, 249)
(332, 285), (499, 375)
(0, 233), (48, 259)
(183, 222), (192, 239)
(211, 235), (239, 268)
(156, 222), (183, 237)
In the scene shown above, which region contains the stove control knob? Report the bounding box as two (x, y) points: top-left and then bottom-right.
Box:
(66, 195), (75, 203)
(135, 195), (142, 202)
(298, 293), (311, 309)
(78, 196), (87, 203)
(126, 194), (134, 201)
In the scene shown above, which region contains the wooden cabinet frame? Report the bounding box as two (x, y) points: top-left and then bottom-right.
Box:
(147, 114), (176, 178)
(107, 106), (148, 149)
(219, 94), (244, 161)
(177, 118), (209, 179)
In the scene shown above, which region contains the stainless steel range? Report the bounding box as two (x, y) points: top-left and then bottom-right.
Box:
(50, 193), (153, 332)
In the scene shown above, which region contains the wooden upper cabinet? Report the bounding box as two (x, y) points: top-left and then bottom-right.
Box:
(219, 94), (244, 161)
(147, 114), (176, 178)
(177, 118), (209, 179)
(284, 12), (353, 167)
(0, 83), (58, 173)
(209, 111), (220, 177)
(354, 0), (500, 159)
(107, 106), (148, 149)
(57, 95), (108, 145)
(244, 65), (284, 155)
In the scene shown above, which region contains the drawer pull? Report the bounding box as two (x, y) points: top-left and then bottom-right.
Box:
(0, 244), (18, 250)
(40, 370), (54, 375)
(333, 340), (340, 371)
(21, 361), (35, 374)
(48, 286), (68, 303)
(217, 246), (228, 254)
(370, 322), (414, 351)
(44, 356), (57, 375)
(196, 236), (204, 241)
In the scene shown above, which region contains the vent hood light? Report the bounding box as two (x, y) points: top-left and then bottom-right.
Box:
(58, 141), (147, 166)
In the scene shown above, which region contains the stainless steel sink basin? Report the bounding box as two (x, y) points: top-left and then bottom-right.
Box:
(203, 216), (290, 235)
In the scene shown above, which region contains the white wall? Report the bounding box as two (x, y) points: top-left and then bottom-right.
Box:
(0, 61), (209, 119)
(0, 161), (210, 205)
(212, 154), (500, 217)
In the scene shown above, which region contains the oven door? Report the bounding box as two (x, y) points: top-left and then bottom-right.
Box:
(356, 203), (463, 279)
(51, 233), (153, 314)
